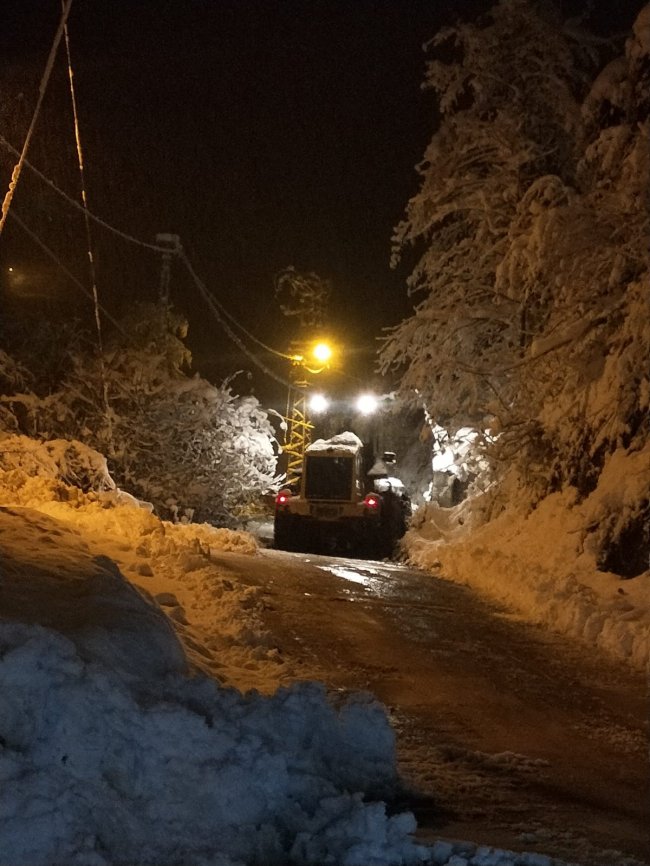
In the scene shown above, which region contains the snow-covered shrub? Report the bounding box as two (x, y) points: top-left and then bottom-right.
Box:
(113, 373), (281, 525)
(380, 1), (650, 574)
(9, 304), (280, 525)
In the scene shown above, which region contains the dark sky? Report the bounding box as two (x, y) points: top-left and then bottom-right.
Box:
(0, 0), (643, 408)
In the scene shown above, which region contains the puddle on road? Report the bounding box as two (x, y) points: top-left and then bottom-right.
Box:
(320, 565), (371, 586)
(317, 563), (454, 614)
(317, 564), (396, 597)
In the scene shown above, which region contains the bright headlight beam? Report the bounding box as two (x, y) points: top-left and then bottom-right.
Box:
(356, 393), (378, 415)
(309, 393), (330, 414)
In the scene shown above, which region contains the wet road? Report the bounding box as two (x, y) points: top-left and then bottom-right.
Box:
(212, 547), (649, 865)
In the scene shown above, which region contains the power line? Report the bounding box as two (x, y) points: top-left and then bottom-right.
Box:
(63, 16), (102, 342)
(189, 268), (295, 361)
(179, 250), (302, 392)
(63, 11), (114, 450)
(8, 211), (297, 387)
(0, 133), (296, 377)
(0, 134), (171, 254)
(8, 215), (300, 393)
(0, 0), (74, 237)
(218, 304), (295, 361)
(0, 144), (298, 384)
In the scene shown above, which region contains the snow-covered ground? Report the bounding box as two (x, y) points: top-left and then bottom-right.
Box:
(403, 445), (650, 672)
(0, 435), (645, 866)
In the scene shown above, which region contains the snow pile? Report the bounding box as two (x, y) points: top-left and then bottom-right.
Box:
(307, 431), (364, 455)
(0, 621), (423, 866)
(405, 445), (650, 671)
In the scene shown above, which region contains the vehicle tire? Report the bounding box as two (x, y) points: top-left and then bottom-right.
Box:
(377, 536), (395, 560)
(363, 524), (389, 560)
(273, 514), (292, 551)
(291, 522), (312, 554)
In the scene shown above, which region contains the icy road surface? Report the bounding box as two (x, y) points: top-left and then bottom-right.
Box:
(209, 546), (649, 866)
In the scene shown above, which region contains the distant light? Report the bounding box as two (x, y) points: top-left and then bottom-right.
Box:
(312, 342), (332, 364)
(309, 393), (330, 414)
(356, 393), (378, 415)
(8, 267), (13, 273)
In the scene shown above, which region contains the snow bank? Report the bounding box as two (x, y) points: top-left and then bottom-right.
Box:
(404, 446), (650, 671)
(0, 506), (186, 680)
(0, 435), (274, 689)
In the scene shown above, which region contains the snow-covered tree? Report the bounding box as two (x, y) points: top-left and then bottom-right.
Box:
(380, 1), (650, 573)
(381, 0), (585, 422)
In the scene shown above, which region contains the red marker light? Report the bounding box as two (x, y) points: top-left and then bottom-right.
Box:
(276, 490), (291, 506)
(363, 494), (380, 509)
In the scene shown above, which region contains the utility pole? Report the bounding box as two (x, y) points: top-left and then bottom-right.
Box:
(156, 233), (181, 305)
(275, 267), (332, 486)
(284, 352), (311, 484)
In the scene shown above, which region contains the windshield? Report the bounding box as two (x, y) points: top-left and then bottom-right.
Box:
(304, 455), (353, 500)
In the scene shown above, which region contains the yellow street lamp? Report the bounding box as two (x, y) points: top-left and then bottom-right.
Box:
(312, 341), (332, 365)
(301, 339), (334, 373)
(290, 340), (334, 370)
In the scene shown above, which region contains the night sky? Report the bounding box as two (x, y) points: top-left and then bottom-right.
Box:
(0, 0), (643, 408)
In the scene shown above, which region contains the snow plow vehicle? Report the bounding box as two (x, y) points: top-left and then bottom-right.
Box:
(274, 432), (410, 558)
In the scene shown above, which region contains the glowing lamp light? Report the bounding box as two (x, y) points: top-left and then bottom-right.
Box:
(356, 393), (378, 416)
(309, 393), (330, 414)
(363, 493), (380, 509)
(312, 341), (332, 364)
